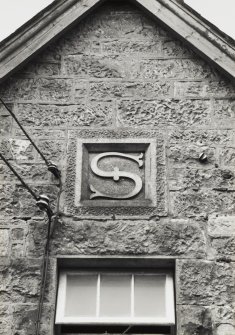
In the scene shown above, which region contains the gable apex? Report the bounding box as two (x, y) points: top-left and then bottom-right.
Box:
(0, 0), (234, 83)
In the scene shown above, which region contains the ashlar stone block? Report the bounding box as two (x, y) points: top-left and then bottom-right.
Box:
(208, 215), (235, 237)
(63, 55), (125, 78)
(51, 218), (206, 258)
(177, 260), (234, 306)
(90, 81), (172, 100)
(213, 99), (235, 128)
(171, 190), (235, 218)
(208, 215), (235, 260)
(205, 81), (235, 97)
(16, 103), (113, 128)
(140, 59), (217, 80)
(177, 305), (213, 335)
(117, 99), (211, 128)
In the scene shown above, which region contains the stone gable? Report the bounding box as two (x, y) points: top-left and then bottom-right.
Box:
(0, 1), (234, 334)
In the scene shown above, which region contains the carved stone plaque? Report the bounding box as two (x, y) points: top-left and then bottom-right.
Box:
(66, 131), (167, 217)
(75, 139), (156, 207)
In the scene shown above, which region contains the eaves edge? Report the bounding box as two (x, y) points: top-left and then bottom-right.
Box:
(0, 0), (234, 84)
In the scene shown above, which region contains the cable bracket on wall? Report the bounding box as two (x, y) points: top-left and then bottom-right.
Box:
(47, 161), (61, 179)
(36, 194), (53, 216)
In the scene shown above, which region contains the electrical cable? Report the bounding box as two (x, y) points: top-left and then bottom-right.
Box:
(35, 175), (62, 334)
(0, 151), (38, 201)
(0, 101), (62, 332)
(0, 97), (49, 166)
(0, 153), (61, 335)
(50, 176), (63, 237)
(0, 97), (61, 179)
(0, 152), (56, 334)
(0, 128), (62, 334)
(35, 210), (52, 335)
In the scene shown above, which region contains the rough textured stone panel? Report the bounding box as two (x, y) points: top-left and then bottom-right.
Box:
(140, 59), (217, 80)
(36, 140), (65, 163)
(0, 184), (16, 216)
(0, 139), (12, 159)
(174, 81), (205, 98)
(162, 39), (195, 57)
(168, 145), (216, 166)
(140, 16), (169, 38)
(12, 304), (37, 335)
(16, 103), (114, 128)
(9, 139), (36, 161)
(169, 167), (235, 191)
(208, 215), (235, 260)
(21, 61), (61, 76)
(3, 259), (40, 303)
(0, 258), (55, 306)
(178, 305), (235, 335)
(171, 190), (235, 217)
(205, 81), (235, 97)
(209, 237), (235, 261)
(0, 138), (36, 161)
(26, 219), (49, 257)
(63, 55), (126, 78)
(103, 39), (162, 55)
(0, 78), (38, 101)
(213, 99), (235, 127)
(177, 260), (234, 306)
(118, 99), (210, 127)
(13, 128), (66, 140)
(0, 163), (53, 183)
(0, 184), (58, 217)
(48, 219), (206, 258)
(12, 303), (53, 335)
(75, 12), (144, 39)
(45, 37), (100, 58)
(90, 81), (171, 100)
(168, 129), (235, 147)
(177, 305), (213, 335)
(37, 78), (72, 102)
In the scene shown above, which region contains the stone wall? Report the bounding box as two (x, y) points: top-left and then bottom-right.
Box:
(0, 1), (235, 334)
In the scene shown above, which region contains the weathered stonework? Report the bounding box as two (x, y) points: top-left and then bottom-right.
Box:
(0, 1), (234, 334)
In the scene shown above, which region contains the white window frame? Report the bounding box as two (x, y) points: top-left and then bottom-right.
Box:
(55, 269), (175, 326)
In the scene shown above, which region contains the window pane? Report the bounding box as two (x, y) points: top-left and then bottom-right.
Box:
(100, 274), (131, 317)
(134, 275), (166, 318)
(65, 274), (97, 317)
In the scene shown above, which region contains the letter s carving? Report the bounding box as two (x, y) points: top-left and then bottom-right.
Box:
(89, 152), (144, 200)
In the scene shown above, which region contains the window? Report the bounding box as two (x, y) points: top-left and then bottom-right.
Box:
(55, 266), (175, 334)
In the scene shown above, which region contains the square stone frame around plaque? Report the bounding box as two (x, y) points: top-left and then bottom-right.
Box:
(65, 130), (168, 218)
